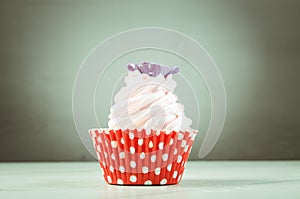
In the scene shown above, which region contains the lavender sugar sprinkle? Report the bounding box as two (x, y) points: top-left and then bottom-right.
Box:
(127, 62), (179, 78)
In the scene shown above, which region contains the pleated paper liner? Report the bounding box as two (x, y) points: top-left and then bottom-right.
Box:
(89, 128), (197, 185)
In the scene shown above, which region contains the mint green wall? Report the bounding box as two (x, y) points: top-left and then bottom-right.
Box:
(1, 0), (299, 161)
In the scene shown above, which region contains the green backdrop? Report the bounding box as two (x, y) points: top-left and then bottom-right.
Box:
(1, 0), (299, 161)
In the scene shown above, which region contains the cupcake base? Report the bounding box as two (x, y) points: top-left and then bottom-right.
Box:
(89, 128), (197, 185)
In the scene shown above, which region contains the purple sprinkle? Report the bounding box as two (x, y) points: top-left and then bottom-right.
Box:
(127, 63), (137, 71)
(163, 67), (179, 78)
(127, 61), (179, 78)
(172, 67), (179, 74)
(148, 63), (161, 77)
(138, 62), (150, 74)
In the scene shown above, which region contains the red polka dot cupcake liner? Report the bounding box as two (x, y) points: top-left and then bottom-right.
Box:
(89, 128), (197, 185)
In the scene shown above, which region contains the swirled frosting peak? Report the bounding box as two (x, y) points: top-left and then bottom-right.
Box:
(108, 62), (192, 131)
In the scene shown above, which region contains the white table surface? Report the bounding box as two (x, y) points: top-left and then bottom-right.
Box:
(1, 161), (300, 199)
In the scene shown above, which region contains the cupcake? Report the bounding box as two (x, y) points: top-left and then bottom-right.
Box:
(89, 62), (197, 185)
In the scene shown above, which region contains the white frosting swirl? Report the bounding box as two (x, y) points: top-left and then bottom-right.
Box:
(108, 70), (192, 131)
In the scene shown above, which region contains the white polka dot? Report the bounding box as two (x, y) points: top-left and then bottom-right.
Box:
(158, 142), (164, 150)
(109, 166), (114, 173)
(174, 148), (177, 154)
(156, 131), (161, 136)
(178, 174), (182, 181)
(100, 167), (104, 174)
(144, 180), (152, 185)
(104, 151), (108, 158)
(167, 164), (172, 171)
(107, 176), (112, 183)
(130, 161), (136, 168)
(90, 130), (96, 137)
(117, 179), (123, 185)
(162, 154), (168, 161)
(119, 152), (125, 159)
(129, 132), (134, 140)
(184, 161), (187, 167)
(165, 131), (171, 135)
(178, 133), (184, 140)
(130, 175), (137, 183)
(96, 152), (100, 159)
(149, 141), (153, 148)
(169, 138), (174, 145)
(130, 147), (135, 154)
(105, 141), (108, 147)
(138, 139), (143, 145)
(181, 140), (187, 147)
(111, 141), (117, 148)
(102, 162), (106, 167)
(96, 145), (101, 152)
(177, 155), (182, 163)
(184, 145), (189, 152)
(160, 178), (167, 185)
(111, 153), (115, 160)
(151, 155), (156, 162)
(97, 136), (102, 143)
(142, 166), (149, 174)
(191, 134), (196, 140)
(172, 171), (178, 178)
(140, 152), (145, 159)
(146, 129), (151, 135)
(120, 138), (124, 144)
(155, 168), (161, 175)
(119, 166), (125, 173)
